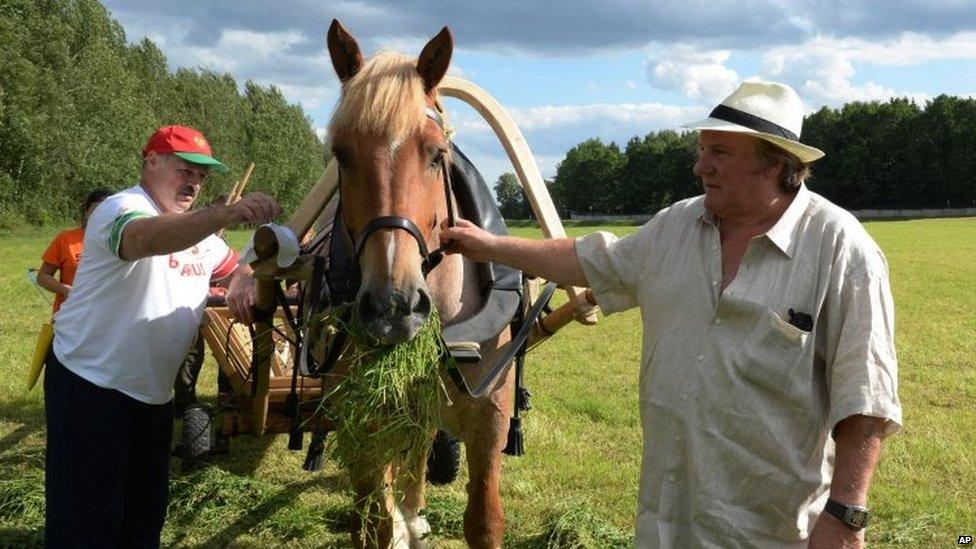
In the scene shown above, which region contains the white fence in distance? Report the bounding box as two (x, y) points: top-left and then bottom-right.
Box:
(568, 208), (976, 224)
(848, 208), (976, 220)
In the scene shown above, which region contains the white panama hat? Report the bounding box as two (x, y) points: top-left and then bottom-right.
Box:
(684, 81), (825, 163)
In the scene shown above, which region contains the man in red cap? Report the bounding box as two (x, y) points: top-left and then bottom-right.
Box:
(44, 125), (281, 548)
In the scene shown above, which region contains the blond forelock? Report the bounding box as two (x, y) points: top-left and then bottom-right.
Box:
(329, 51), (429, 143)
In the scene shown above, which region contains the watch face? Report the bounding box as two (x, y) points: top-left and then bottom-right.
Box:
(847, 508), (870, 529)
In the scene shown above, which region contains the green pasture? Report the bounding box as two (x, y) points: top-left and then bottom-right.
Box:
(1, 218), (974, 547)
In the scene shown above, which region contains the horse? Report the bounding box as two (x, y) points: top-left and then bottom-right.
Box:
(323, 19), (516, 549)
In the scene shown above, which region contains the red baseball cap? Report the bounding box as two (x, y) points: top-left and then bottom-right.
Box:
(142, 125), (230, 173)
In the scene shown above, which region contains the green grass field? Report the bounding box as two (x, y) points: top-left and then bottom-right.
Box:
(1, 218), (974, 547)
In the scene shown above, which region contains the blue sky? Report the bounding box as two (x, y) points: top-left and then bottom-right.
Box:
(101, 0), (976, 187)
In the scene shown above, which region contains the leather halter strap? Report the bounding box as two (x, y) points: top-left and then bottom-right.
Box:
(353, 215), (429, 263)
(345, 105), (456, 278)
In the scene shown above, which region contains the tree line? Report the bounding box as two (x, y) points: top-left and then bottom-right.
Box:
(6, 1), (975, 227)
(495, 96), (976, 218)
(0, 0), (325, 227)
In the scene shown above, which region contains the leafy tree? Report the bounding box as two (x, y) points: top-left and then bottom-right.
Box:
(0, 0), (325, 226)
(646, 131), (699, 212)
(494, 172), (531, 219)
(915, 95), (976, 208)
(552, 139), (625, 215)
(244, 82), (324, 214)
(0, 0), (149, 223)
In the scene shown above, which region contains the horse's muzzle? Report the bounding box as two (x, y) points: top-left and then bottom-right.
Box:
(356, 284), (431, 345)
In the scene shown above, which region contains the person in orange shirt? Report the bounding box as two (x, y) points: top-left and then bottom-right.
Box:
(37, 188), (114, 313)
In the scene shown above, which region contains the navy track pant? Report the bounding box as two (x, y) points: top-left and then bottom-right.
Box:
(44, 352), (172, 548)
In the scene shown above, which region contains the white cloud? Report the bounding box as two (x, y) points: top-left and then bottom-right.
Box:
(624, 80), (638, 90)
(275, 83), (337, 111)
(646, 46), (740, 103)
(761, 32), (976, 105)
(447, 64), (470, 78)
(444, 100), (707, 188)
(506, 103), (702, 132)
(368, 35), (431, 57)
(134, 25), (338, 113)
(166, 29), (307, 72)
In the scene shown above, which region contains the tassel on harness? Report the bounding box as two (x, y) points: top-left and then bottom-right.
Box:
(303, 429), (327, 471)
(503, 300), (532, 457)
(502, 341), (530, 456)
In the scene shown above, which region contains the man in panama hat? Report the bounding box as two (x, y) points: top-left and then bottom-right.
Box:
(44, 125), (282, 547)
(440, 81), (901, 547)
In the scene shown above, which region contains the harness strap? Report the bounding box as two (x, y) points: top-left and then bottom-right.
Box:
(349, 182), (454, 278)
(276, 283), (305, 450)
(445, 281), (557, 398)
(442, 157), (456, 229)
(353, 215), (430, 261)
(422, 157), (456, 274)
(340, 106), (456, 280)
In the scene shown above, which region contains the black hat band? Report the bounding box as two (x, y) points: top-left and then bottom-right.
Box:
(708, 104), (798, 141)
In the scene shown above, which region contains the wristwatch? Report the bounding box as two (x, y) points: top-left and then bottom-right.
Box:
(824, 498), (870, 531)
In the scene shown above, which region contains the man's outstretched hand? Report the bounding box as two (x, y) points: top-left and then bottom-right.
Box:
(227, 192), (282, 226)
(439, 218), (496, 263)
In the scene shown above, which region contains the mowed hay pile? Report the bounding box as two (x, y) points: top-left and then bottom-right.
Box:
(322, 306), (447, 474)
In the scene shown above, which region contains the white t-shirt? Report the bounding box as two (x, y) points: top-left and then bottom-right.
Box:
(54, 185), (237, 404)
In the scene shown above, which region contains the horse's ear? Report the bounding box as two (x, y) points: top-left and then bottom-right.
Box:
(417, 27), (453, 93)
(327, 19), (363, 83)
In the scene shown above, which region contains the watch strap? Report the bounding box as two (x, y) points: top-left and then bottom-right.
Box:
(825, 498), (870, 531)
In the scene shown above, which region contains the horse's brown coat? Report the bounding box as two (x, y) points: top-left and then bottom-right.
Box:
(327, 19), (514, 549)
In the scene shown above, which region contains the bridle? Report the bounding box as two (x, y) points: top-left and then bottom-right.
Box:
(344, 106), (456, 278)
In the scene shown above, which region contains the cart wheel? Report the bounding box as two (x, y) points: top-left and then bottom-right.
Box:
(426, 430), (460, 485)
(181, 402), (212, 467)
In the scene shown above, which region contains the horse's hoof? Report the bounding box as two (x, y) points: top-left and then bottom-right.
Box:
(406, 514), (431, 549)
(392, 505), (431, 549)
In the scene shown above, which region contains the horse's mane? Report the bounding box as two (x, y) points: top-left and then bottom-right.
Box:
(329, 51), (428, 142)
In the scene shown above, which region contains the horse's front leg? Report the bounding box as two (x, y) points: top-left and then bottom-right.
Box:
(457, 370), (513, 549)
(349, 462), (405, 549)
(397, 445), (432, 548)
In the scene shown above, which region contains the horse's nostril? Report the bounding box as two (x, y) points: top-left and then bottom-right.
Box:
(412, 289), (431, 317)
(356, 290), (376, 322)
(358, 287), (420, 323)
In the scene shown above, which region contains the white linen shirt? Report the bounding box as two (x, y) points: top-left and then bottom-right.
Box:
(575, 184), (901, 547)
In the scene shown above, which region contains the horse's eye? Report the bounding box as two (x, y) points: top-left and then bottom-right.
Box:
(332, 148), (350, 167)
(428, 148), (446, 170)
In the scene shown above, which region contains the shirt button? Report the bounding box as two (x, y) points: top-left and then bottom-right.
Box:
(674, 435), (681, 443)
(696, 355), (704, 362)
(712, 281), (718, 287)
(713, 318), (722, 325)
(681, 394), (689, 401)
(667, 474), (676, 483)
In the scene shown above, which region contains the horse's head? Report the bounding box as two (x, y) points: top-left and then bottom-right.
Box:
(327, 19), (454, 345)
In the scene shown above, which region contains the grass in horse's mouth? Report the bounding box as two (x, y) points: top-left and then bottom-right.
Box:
(321, 305), (448, 477)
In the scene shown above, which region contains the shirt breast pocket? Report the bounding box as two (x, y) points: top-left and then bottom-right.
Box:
(732, 307), (811, 401)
